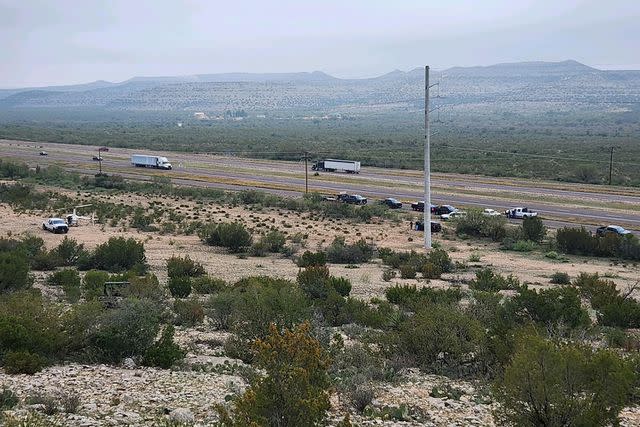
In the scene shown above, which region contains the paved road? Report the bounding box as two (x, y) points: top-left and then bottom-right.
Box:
(2, 139), (638, 233)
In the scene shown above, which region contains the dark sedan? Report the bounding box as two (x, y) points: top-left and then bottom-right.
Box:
(434, 205), (457, 216)
(414, 221), (442, 233)
(381, 198), (403, 209)
(411, 201), (437, 213)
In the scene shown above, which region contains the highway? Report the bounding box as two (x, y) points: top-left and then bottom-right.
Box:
(1, 139), (639, 233)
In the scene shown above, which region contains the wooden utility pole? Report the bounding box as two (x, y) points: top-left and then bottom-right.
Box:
(303, 152), (310, 194)
(609, 147), (614, 185)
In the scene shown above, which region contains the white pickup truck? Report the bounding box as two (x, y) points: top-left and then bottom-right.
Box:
(505, 207), (538, 219)
(42, 217), (69, 234)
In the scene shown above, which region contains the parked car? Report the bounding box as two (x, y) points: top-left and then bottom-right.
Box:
(92, 156), (103, 161)
(434, 205), (457, 216)
(42, 218), (69, 234)
(482, 208), (501, 217)
(337, 193), (367, 205)
(415, 220), (442, 233)
(411, 201), (437, 212)
(39, 151), (48, 156)
(596, 225), (631, 237)
(381, 198), (402, 209)
(441, 210), (466, 221)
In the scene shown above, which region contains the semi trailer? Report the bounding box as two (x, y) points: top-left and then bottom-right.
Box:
(131, 154), (172, 170)
(312, 159), (360, 173)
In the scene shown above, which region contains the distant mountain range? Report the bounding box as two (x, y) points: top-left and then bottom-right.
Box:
(1, 60), (638, 113)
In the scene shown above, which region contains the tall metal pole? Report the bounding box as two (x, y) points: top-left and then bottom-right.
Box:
(609, 147), (614, 185)
(304, 152), (309, 194)
(424, 65), (432, 250)
(98, 149), (102, 175)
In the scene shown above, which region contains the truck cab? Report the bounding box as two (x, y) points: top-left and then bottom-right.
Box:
(156, 157), (172, 170)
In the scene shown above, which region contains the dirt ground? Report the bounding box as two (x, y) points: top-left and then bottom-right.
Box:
(2, 187), (638, 300)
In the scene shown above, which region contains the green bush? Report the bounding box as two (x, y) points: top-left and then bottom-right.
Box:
(167, 255), (205, 279)
(556, 227), (595, 255)
(421, 262), (443, 279)
(82, 270), (110, 299)
(510, 285), (590, 329)
(296, 251), (327, 267)
(393, 304), (485, 373)
(3, 350), (46, 375)
(510, 240), (536, 252)
(385, 285), (463, 310)
(493, 334), (635, 426)
(328, 276), (352, 297)
(550, 271), (571, 284)
(399, 263), (416, 279)
(521, 216), (546, 243)
(199, 222), (252, 253)
(47, 269), (81, 288)
(469, 268), (519, 292)
(92, 237), (147, 273)
(168, 276), (192, 298)
(142, 325), (185, 369)
(173, 299), (204, 326)
(574, 273), (640, 328)
(326, 237), (374, 264)
(258, 230), (286, 253)
(455, 209), (507, 241)
(192, 275), (227, 294)
(30, 250), (60, 271)
(88, 299), (162, 363)
(0, 385), (19, 409)
(0, 291), (65, 365)
(219, 323), (331, 426)
(54, 237), (88, 267)
(125, 273), (165, 300)
(427, 248), (453, 273)
(0, 250), (31, 293)
(297, 266), (331, 300)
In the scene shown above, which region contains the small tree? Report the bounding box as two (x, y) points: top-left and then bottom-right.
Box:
(522, 216), (546, 243)
(199, 222), (252, 253)
(219, 322), (331, 426)
(167, 255), (205, 279)
(92, 237), (146, 273)
(0, 251), (30, 293)
(54, 237), (88, 267)
(493, 334), (635, 426)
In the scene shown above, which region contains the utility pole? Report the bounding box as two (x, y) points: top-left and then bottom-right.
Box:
(98, 149), (102, 175)
(609, 146), (614, 185)
(303, 152), (310, 194)
(424, 65), (431, 250)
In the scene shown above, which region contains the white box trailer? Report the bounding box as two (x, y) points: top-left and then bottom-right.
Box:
(131, 154), (172, 170)
(312, 159), (361, 174)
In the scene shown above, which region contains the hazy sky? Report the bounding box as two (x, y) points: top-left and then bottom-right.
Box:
(1, 0), (639, 87)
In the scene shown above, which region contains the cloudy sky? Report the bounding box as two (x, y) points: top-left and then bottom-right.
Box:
(1, 0), (639, 87)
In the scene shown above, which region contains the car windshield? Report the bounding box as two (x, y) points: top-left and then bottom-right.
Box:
(52, 219), (65, 224)
(610, 226), (625, 232)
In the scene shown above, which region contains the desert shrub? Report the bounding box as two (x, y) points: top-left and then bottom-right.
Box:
(30, 250), (61, 271)
(206, 291), (238, 330)
(455, 209), (507, 241)
(0, 291), (65, 367)
(427, 248), (453, 273)
(297, 266), (331, 300)
(380, 249), (426, 270)
(509, 285), (590, 329)
(0, 250), (31, 293)
(142, 325), (185, 369)
(192, 275), (227, 294)
(3, 350), (46, 375)
(328, 276), (352, 297)
(168, 276), (192, 298)
(350, 385), (375, 413)
(382, 269), (396, 282)
(219, 323), (331, 426)
(47, 269), (81, 288)
(510, 239), (536, 252)
(326, 237), (374, 264)
(469, 268), (519, 292)
(521, 216), (546, 243)
(88, 299), (162, 363)
(59, 392), (80, 414)
(493, 334), (635, 427)
(574, 273), (640, 328)
(92, 237), (147, 273)
(259, 230), (286, 253)
(124, 273), (165, 300)
(555, 227), (640, 260)
(63, 281), (82, 303)
(549, 271), (571, 284)
(296, 250), (327, 267)
(199, 222), (252, 253)
(330, 342), (392, 399)
(421, 262), (442, 279)
(167, 255), (205, 279)
(556, 227), (596, 255)
(54, 237), (88, 267)
(82, 270), (110, 299)
(392, 304), (484, 374)
(173, 299), (204, 326)
(0, 385), (19, 409)
(399, 263), (416, 279)
(385, 285), (463, 310)
(60, 301), (104, 356)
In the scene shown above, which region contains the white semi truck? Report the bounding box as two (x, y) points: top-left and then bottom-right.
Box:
(312, 159), (361, 173)
(131, 154), (172, 170)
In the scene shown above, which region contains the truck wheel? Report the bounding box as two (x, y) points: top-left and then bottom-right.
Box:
(42, 224), (46, 230)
